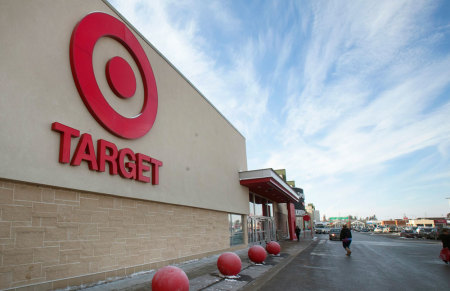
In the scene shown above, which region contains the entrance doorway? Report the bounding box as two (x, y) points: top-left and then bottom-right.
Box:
(248, 216), (276, 244)
(248, 193), (276, 244)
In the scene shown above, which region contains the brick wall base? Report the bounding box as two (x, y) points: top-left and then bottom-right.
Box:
(0, 178), (242, 290)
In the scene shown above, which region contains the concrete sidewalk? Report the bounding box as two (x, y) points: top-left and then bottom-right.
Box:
(79, 235), (316, 291)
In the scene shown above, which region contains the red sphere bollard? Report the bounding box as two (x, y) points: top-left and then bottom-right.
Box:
(151, 266), (189, 291)
(266, 241), (281, 255)
(248, 245), (267, 264)
(217, 252), (242, 276)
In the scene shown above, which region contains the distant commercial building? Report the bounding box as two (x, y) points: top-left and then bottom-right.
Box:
(314, 210), (321, 222)
(408, 217), (448, 228)
(292, 187), (306, 231)
(305, 203), (316, 228)
(381, 219), (407, 227)
(394, 219), (407, 227)
(329, 216), (350, 228)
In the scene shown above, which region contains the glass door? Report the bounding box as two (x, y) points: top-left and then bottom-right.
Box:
(248, 217), (276, 244)
(248, 193), (276, 244)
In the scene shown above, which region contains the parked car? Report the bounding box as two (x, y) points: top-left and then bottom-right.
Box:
(374, 227), (384, 233)
(426, 228), (439, 240)
(315, 227), (329, 234)
(416, 227), (434, 238)
(400, 229), (415, 238)
(385, 226), (397, 232)
(360, 227), (369, 232)
(329, 228), (341, 240)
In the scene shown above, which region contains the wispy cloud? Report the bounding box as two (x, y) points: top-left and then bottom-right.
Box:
(272, 2), (449, 166)
(264, 0), (450, 217)
(109, 0), (450, 219)
(110, 0), (269, 138)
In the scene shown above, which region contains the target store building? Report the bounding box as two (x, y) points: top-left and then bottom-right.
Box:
(0, 1), (299, 289)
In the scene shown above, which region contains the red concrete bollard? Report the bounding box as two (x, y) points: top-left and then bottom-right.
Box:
(217, 252), (242, 276)
(266, 241), (281, 255)
(248, 245), (267, 264)
(151, 266), (189, 291)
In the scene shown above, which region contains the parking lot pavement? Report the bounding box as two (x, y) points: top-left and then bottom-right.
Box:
(78, 236), (316, 291)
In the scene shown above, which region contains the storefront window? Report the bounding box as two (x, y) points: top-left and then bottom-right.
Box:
(229, 214), (244, 246)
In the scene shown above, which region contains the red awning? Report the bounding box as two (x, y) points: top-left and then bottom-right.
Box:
(239, 169), (299, 203)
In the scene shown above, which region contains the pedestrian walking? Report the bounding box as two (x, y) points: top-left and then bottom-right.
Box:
(438, 228), (450, 264)
(295, 225), (301, 242)
(340, 224), (352, 256)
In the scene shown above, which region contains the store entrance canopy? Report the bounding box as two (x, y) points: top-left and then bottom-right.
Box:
(239, 169), (299, 203)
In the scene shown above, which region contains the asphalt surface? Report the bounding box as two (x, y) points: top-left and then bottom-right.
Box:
(259, 232), (450, 291)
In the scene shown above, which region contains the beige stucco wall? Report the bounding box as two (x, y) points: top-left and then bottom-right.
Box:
(408, 219), (435, 227)
(0, 0), (248, 214)
(0, 178), (244, 290)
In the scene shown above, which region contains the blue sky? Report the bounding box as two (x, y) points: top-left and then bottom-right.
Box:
(109, 0), (450, 220)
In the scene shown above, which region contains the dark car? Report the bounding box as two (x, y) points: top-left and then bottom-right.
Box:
(360, 227), (369, 232)
(329, 228), (341, 240)
(316, 227), (330, 234)
(400, 229), (415, 238)
(315, 227), (324, 234)
(426, 228), (439, 240)
(416, 227), (434, 238)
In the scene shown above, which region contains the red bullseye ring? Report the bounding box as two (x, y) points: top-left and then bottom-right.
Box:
(70, 12), (158, 139)
(106, 56), (136, 99)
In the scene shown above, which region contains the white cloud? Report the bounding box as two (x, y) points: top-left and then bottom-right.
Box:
(110, 0), (269, 138)
(109, 0), (450, 219)
(273, 1), (450, 175)
(265, 1), (450, 218)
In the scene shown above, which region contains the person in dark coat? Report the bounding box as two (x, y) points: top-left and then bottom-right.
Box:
(295, 225), (301, 242)
(438, 228), (450, 264)
(340, 224), (352, 256)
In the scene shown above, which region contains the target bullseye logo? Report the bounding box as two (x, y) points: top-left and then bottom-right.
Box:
(106, 56), (137, 99)
(70, 12), (158, 139)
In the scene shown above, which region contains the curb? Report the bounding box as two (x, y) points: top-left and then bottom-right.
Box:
(239, 239), (318, 291)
